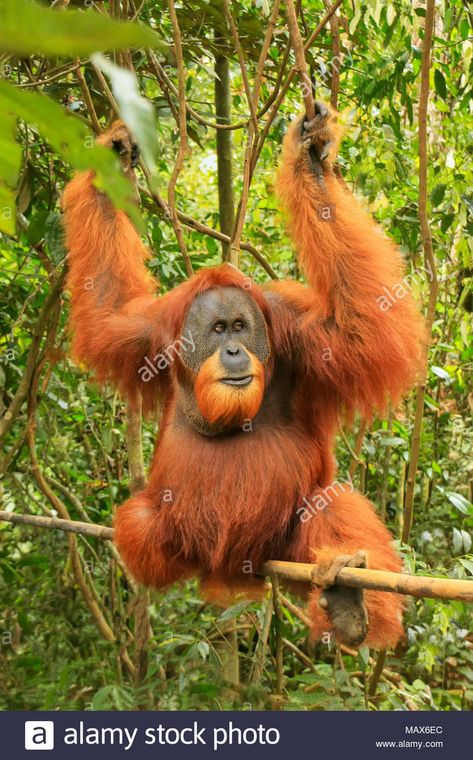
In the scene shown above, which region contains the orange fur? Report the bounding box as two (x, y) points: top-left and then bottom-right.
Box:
(63, 115), (427, 649)
(275, 112), (426, 418)
(286, 490), (404, 649)
(97, 119), (138, 178)
(113, 494), (197, 587)
(195, 350), (265, 425)
(62, 161), (164, 411)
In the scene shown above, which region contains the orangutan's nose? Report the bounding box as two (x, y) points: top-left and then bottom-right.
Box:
(221, 343), (250, 374)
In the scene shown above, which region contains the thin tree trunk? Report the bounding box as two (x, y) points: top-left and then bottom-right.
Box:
(210, 37), (239, 669)
(271, 575), (284, 696)
(402, 0), (438, 544)
(126, 399), (152, 706)
(214, 48), (235, 263)
(214, 620), (240, 687)
(379, 405), (394, 520)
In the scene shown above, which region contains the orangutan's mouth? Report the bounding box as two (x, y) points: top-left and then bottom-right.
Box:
(220, 376), (253, 386)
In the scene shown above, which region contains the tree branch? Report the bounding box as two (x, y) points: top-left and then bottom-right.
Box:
(0, 268), (66, 444)
(322, 0), (340, 109)
(167, 0), (193, 277)
(285, 0), (315, 119)
(252, 0), (343, 170)
(75, 59), (101, 134)
(225, 0), (281, 256)
(2, 511), (471, 602)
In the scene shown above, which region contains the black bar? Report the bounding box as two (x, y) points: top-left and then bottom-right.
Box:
(3, 710), (470, 759)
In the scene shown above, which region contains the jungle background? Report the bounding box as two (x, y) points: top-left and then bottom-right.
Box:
(0, 0), (472, 712)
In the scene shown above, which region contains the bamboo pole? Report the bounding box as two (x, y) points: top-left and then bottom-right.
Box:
(261, 560), (473, 603)
(1, 510), (471, 603)
(0, 511), (114, 540)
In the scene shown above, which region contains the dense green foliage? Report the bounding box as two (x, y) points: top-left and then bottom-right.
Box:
(0, 0), (472, 711)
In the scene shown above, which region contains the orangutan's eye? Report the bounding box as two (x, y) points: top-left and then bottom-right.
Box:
(214, 321), (226, 334)
(233, 320), (244, 331)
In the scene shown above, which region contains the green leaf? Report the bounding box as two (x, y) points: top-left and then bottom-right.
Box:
(217, 599), (252, 621)
(196, 641), (210, 660)
(431, 460), (442, 476)
(205, 236), (219, 256)
(431, 364), (450, 380)
(430, 183), (446, 207)
(386, 5), (396, 27)
(424, 393), (440, 411)
(380, 436), (407, 447)
(446, 492), (473, 516)
(92, 54), (158, 172)
(0, 183), (16, 235)
(459, 18), (470, 40)
(44, 212), (66, 264)
(349, 5), (363, 36)
(434, 69), (447, 100)
(440, 213), (454, 232)
(26, 210), (49, 245)
(0, 110), (22, 234)
(461, 531), (472, 554)
(0, 111), (22, 187)
(358, 645), (370, 672)
(452, 527), (463, 555)
(0, 0), (164, 57)
(458, 559), (473, 576)
(0, 80), (142, 234)
(335, 668), (349, 687)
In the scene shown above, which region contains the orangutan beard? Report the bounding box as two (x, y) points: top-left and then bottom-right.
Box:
(194, 350), (265, 427)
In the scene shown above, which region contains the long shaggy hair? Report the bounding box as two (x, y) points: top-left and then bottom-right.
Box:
(64, 112), (427, 649)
